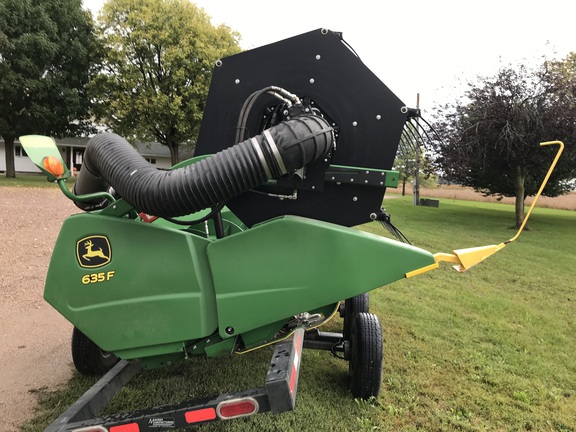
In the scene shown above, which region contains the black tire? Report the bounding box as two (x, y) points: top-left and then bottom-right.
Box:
(343, 293), (370, 341)
(348, 312), (383, 399)
(72, 327), (119, 375)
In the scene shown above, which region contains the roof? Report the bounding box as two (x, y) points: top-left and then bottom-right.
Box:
(47, 135), (195, 159)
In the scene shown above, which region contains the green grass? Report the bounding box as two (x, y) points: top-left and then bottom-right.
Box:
(0, 173), (76, 188)
(21, 197), (576, 431)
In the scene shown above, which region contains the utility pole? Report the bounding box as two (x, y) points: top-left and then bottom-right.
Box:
(413, 93), (421, 206)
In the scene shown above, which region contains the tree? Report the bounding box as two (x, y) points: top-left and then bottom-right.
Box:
(395, 122), (436, 197)
(0, 0), (98, 178)
(432, 60), (576, 227)
(394, 139), (420, 196)
(90, 0), (241, 166)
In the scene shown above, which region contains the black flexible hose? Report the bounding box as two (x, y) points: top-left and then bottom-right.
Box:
(74, 115), (333, 217)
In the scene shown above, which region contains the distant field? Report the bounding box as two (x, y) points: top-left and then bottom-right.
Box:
(389, 184), (576, 211)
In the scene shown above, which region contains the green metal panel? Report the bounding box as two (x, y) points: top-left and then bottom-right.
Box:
(208, 216), (435, 339)
(44, 214), (217, 358)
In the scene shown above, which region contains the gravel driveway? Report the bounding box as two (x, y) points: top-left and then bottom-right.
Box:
(0, 187), (78, 432)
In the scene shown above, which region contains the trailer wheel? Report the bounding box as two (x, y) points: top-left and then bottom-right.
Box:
(343, 293), (369, 341)
(72, 327), (119, 375)
(348, 312), (383, 399)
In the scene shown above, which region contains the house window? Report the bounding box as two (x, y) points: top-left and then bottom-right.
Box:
(145, 158), (156, 164)
(14, 145), (27, 157)
(74, 149), (84, 165)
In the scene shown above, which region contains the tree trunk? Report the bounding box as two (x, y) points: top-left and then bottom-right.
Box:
(402, 178), (406, 196)
(3, 136), (16, 178)
(514, 167), (526, 229)
(413, 157), (420, 206)
(167, 140), (179, 167)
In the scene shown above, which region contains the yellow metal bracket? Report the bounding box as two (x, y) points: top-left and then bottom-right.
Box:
(407, 140), (564, 277)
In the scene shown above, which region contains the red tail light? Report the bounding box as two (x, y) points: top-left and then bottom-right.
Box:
(72, 426), (109, 432)
(217, 398), (259, 419)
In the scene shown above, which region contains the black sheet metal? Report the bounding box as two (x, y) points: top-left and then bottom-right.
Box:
(196, 29), (407, 227)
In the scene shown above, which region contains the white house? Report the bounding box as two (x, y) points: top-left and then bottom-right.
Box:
(0, 135), (192, 174)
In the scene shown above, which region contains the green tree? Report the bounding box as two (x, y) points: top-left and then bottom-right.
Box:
(0, 0), (98, 177)
(395, 122), (435, 197)
(90, 0), (241, 166)
(394, 140), (419, 196)
(432, 60), (576, 227)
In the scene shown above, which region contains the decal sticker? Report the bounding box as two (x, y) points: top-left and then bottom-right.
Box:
(148, 418), (176, 428)
(81, 271), (116, 285)
(76, 235), (111, 268)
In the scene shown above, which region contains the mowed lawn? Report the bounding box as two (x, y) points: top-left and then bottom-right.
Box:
(23, 196), (576, 431)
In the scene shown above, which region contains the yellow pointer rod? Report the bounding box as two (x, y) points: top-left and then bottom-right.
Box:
(407, 141), (564, 277)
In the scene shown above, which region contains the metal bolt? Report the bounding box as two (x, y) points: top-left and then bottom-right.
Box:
(312, 186), (316, 190)
(331, 177), (336, 181)
(380, 182), (384, 185)
(215, 60), (222, 67)
(309, 78), (315, 84)
(316, 54), (321, 60)
(206, 339), (210, 343)
(353, 196), (358, 202)
(350, 178), (354, 182)
(352, 121), (358, 127)
(225, 326), (234, 335)
(234, 79), (240, 84)
(365, 171), (370, 174)
(376, 114), (382, 120)
(364, 180), (368, 184)
(370, 213), (377, 220)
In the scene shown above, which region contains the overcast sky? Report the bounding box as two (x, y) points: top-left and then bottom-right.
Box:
(83, 0), (575, 112)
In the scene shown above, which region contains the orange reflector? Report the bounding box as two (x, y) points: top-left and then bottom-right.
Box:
(109, 423), (139, 432)
(290, 330), (303, 394)
(42, 155), (65, 178)
(290, 363), (298, 394)
(217, 398), (259, 419)
(185, 407), (216, 424)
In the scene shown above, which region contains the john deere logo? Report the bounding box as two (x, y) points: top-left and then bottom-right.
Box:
(77, 235), (111, 268)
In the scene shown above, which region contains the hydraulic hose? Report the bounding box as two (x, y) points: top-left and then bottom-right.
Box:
(74, 115), (333, 217)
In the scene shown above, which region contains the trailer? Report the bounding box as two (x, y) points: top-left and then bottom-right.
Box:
(20, 28), (562, 432)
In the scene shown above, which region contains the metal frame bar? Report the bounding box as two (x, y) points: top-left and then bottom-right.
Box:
(303, 330), (344, 351)
(45, 328), (306, 432)
(45, 360), (142, 432)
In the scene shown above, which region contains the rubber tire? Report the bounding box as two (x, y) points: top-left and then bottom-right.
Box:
(343, 293), (370, 341)
(348, 312), (383, 399)
(72, 327), (119, 375)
